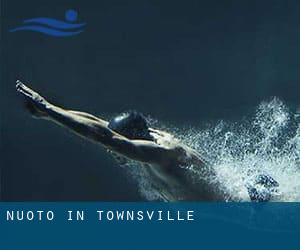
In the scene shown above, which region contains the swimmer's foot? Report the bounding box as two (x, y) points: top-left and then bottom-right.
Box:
(246, 174), (279, 202)
(16, 80), (49, 118)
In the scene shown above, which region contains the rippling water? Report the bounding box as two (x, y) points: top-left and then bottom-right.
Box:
(123, 98), (300, 201)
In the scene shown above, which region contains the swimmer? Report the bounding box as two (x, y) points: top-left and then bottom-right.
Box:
(16, 80), (278, 201)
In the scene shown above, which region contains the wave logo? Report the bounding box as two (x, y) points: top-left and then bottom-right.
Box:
(9, 9), (85, 37)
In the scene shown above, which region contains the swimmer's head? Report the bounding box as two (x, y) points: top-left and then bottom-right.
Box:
(108, 111), (153, 141)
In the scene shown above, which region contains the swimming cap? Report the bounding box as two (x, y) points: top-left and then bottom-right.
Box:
(108, 111), (153, 141)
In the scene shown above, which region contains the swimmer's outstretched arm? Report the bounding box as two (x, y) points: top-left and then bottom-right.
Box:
(16, 81), (176, 165)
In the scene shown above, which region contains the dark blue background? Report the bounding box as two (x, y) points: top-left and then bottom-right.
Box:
(2, 0), (300, 200)
(1, 202), (300, 250)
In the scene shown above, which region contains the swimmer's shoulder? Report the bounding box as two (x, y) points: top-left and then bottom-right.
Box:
(167, 143), (206, 167)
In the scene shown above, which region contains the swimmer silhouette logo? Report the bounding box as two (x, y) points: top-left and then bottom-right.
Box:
(9, 9), (85, 37)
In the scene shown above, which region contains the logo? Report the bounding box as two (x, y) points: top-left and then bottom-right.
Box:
(9, 9), (86, 37)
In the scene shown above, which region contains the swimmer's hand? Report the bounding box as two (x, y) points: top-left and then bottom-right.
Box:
(16, 80), (49, 118)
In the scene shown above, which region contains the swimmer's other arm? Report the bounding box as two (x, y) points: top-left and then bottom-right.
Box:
(16, 81), (177, 165)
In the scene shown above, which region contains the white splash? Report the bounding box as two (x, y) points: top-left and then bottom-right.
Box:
(125, 98), (300, 201)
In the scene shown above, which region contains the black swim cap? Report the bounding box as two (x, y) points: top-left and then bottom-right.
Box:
(108, 111), (153, 141)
